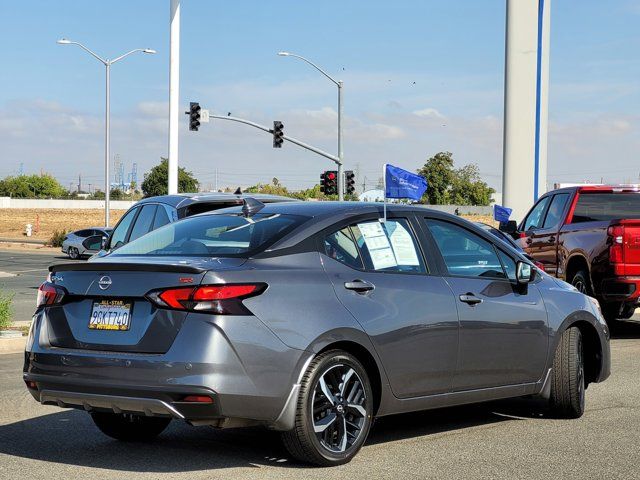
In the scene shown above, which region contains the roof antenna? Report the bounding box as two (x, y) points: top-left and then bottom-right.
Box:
(242, 197), (265, 217)
(234, 187), (242, 195)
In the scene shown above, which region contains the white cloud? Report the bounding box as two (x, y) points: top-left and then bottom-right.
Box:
(412, 107), (445, 119)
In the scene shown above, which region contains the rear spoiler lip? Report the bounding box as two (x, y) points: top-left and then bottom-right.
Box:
(48, 262), (205, 274)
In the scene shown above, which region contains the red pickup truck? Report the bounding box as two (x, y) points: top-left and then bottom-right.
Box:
(504, 185), (640, 322)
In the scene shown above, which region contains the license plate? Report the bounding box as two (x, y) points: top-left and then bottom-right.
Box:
(89, 300), (132, 331)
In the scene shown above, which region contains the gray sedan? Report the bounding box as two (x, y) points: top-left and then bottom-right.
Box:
(61, 227), (112, 259)
(26, 201), (610, 466)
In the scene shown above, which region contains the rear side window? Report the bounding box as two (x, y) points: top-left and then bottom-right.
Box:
(128, 205), (157, 242)
(523, 196), (551, 231)
(111, 213), (306, 257)
(75, 229), (92, 238)
(543, 193), (570, 229)
(324, 228), (363, 269)
(426, 219), (506, 279)
(572, 193), (640, 222)
(152, 206), (171, 230)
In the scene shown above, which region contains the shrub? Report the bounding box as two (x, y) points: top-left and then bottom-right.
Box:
(0, 292), (13, 330)
(49, 230), (67, 247)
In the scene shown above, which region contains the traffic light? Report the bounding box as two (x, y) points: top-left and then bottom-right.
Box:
(320, 170), (338, 196)
(345, 170), (356, 195)
(189, 102), (201, 131)
(273, 121), (284, 148)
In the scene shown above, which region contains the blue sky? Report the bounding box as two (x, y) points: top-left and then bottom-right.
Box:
(1, 0), (639, 191)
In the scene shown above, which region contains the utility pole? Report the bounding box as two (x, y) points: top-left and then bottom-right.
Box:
(168, 0), (180, 195)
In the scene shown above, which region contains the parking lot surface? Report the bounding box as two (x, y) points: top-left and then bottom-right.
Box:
(1, 250), (639, 479)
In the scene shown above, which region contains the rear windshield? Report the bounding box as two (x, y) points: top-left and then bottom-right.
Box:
(110, 213), (306, 257)
(572, 193), (640, 222)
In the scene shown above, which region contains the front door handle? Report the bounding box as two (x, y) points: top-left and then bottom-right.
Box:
(549, 236), (556, 243)
(525, 237), (533, 245)
(344, 280), (375, 294)
(459, 293), (483, 306)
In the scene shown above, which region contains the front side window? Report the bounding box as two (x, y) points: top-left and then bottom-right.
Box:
(153, 206), (171, 230)
(523, 196), (551, 231)
(111, 213), (306, 257)
(543, 193), (570, 229)
(128, 205), (157, 243)
(109, 207), (138, 250)
(426, 219), (506, 279)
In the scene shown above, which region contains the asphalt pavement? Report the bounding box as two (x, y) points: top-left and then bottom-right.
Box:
(1, 250), (640, 479)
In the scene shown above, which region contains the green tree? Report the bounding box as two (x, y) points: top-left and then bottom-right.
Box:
(141, 158), (199, 197)
(0, 174), (65, 198)
(450, 164), (494, 206)
(416, 152), (455, 204)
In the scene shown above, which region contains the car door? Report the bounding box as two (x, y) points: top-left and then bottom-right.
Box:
(522, 194), (570, 275)
(321, 214), (459, 398)
(423, 218), (548, 391)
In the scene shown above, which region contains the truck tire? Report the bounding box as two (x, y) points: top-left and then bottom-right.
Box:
(549, 326), (585, 419)
(91, 412), (171, 441)
(570, 270), (592, 297)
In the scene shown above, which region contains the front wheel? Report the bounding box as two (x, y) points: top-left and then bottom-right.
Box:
(68, 247), (79, 260)
(282, 350), (374, 466)
(91, 412), (171, 441)
(570, 270), (592, 296)
(549, 327), (585, 418)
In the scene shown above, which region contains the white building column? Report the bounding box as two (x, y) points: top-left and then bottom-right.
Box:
(168, 0), (180, 195)
(502, 0), (551, 222)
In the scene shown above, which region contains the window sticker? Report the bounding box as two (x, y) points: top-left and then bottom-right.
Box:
(357, 222), (397, 270)
(386, 222), (420, 266)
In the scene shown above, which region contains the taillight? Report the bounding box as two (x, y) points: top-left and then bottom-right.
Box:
(608, 225), (625, 264)
(36, 282), (66, 308)
(534, 260), (545, 272)
(146, 283), (266, 315)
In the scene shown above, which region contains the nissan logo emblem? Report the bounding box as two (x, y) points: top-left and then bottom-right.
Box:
(98, 276), (112, 290)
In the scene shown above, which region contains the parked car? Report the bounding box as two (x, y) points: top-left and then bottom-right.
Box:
(501, 185), (640, 322)
(61, 227), (112, 259)
(95, 192), (294, 256)
(475, 222), (545, 271)
(27, 201), (610, 466)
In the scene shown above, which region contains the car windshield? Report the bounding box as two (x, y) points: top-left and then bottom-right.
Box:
(110, 213), (307, 257)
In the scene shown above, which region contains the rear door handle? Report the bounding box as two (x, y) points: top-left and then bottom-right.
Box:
(525, 237), (533, 245)
(459, 293), (483, 306)
(344, 280), (375, 294)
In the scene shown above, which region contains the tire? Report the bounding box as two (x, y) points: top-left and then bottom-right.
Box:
(549, 327), (585, 419)
(68, 247), (79, 260)
(570, 270), (592, 297)
(91, 412), (171, 441)
(282, 350), (374, 466)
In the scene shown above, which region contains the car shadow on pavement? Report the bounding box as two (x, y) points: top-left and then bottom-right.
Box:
(0, 400), (539, 472)
(609, 319), (640, 339)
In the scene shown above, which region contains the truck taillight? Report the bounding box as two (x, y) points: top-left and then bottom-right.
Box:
(146, 283), (266, 315)
(608, 225), (625, 264)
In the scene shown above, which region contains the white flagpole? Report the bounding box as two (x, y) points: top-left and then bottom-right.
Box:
(382, 163), (387, 223)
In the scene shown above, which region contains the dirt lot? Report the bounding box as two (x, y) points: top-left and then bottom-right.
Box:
(0, 209), (125, 242)
(0, 208), (496, 244)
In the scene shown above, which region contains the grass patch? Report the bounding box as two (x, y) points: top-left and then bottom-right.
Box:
(0, 292), (13, 330)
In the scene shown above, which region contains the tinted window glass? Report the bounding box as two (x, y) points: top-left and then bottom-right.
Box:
(572, 193), (640, 223)
(112, 214), (306, 257)
(75, 229), (92, 238)
(128, 205), (157, 242)
(543, 194), (570, 229)
(351, 219), (426, 273)
(523, 196), (551, 231)
(427, 220), (506, 279)
(497, 249), (517, 281)
(152, 206), (171, 230)
(109, 207), (138, 249)
(324, 227), (363, 269)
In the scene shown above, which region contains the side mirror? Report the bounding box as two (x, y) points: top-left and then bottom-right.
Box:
(499, 220), (518, 235)
(516, 261), (534, 284)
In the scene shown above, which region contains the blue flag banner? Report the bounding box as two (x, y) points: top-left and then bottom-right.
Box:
(493, 204), (513, 222)
(384, 164), (428, 200)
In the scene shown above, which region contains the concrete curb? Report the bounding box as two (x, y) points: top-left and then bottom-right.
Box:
(0, 336), (26, 354)
(0, 237), (48, 245)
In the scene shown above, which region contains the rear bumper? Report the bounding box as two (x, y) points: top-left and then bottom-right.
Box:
(23, 310), (310, 429)
(600, 277), (640, 303)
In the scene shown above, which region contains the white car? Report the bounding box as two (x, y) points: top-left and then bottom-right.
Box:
(61, 227), (112, 259)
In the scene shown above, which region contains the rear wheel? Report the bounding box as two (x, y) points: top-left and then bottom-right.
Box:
(549, 327), (585, 418)
(91, 412), (171, 441)
(282, 350), (373, 466)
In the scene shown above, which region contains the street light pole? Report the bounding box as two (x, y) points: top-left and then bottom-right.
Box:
(278, 52), (344, 200)
(57, 39), (156, 226)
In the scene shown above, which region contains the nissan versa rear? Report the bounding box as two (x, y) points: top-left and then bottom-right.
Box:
(24, 201), (611, 466)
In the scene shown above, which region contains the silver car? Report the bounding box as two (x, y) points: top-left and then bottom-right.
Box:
(26, 201), (610, 466)
(61, 227), (112, 259)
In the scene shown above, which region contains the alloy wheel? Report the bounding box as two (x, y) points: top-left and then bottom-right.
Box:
(311, 364), (368, 453)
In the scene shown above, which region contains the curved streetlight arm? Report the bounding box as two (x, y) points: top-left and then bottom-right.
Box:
(111, 49), (153, 65)
(64, 41), (107, 65)
(282, 53), (340, 87)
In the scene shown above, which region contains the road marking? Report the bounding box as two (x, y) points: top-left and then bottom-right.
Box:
(0, 272), (16, 277)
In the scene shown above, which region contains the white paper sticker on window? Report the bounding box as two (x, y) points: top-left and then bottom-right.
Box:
(357, 222), (397, 270)
(387, 223), (420, 266)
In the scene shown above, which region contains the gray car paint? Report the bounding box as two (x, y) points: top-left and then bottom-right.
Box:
(24, 202), (610, 431)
